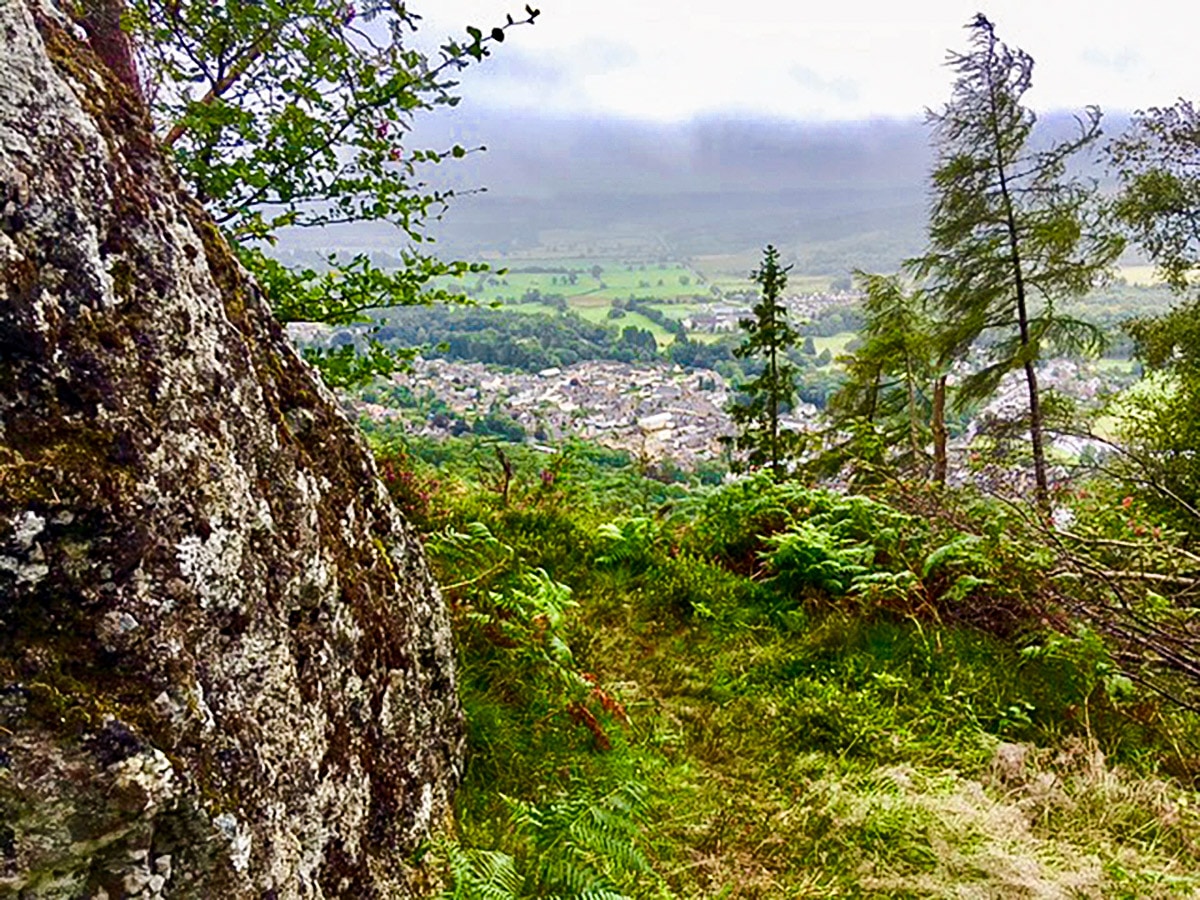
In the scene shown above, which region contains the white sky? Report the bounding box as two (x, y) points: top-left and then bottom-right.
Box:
(415, 1), (1197, 122)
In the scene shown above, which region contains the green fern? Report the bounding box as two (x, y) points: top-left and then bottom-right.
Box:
(763, 521), (872, 597)
(442, 845), (522, 900)
(594, 517), (662, 573)
(509, 781), (651, 898)
(430, 520), (517, 589)
(441, 783), (652, 899)
(921, 534), (985, 579)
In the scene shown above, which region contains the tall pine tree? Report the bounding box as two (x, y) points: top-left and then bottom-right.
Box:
(913, 14), (1120, 505)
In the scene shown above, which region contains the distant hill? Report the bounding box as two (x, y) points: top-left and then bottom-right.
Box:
(276, 108), (1126, 276)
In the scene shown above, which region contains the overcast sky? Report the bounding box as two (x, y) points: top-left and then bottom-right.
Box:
(414, 1), (1197, 123)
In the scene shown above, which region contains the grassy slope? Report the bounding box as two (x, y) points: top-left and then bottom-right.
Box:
(579, 605), (1199, 898)
(374, 437), (1200, 898)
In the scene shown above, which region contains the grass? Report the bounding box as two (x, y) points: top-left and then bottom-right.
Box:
(564, 293), (613, 309)
(567, 306), (677, 346)
(649, 613), (1196, 895)
(448, 255), (738, 345)
(441, 253), (876, 367)
(691, 253), (841, 295)
(458, 558), (1200, 897)
(691, 332), (733, 345)
(639, 303), (702, 322)
(1093, 357), (1137, 375)
(477, 262), (710, 305)
(372, 443), (1200, 898)
(505, 301), (556, 316)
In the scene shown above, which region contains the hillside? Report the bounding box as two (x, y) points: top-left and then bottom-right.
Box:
(368, 434), (1200, 898)
(276, 110), (1133, 277)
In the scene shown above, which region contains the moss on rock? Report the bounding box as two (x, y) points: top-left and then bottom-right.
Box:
(0, 2), (463, 896)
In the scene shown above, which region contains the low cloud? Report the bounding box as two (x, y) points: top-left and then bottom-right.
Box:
(789, 65), (861, 103)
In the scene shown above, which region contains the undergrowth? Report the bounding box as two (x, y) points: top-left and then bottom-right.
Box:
(371, 433), (1200, 898)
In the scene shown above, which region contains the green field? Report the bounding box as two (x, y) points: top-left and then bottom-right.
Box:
(639, 302), (702, 322)
(812, 332), (857, 357)
(435, 254), (755, 348)
(440, 254), (1169, 368)
(472, 259), (713, 305)
(690, 332), (733, 345)
(694, 254), (842, 295)
(1092, 357), (1136, 375)
(505, 302), (556, 316)
(495, 297), (678, 349)
(443, 253), (863, 354)
(606, 311), (676, 346)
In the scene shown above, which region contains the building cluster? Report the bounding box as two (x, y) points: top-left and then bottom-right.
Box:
(359, 358), (747, 466)
(682, 290), (862, 333)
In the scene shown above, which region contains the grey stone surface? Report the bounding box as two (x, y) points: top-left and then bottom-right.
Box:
(0, 2), (463, 895)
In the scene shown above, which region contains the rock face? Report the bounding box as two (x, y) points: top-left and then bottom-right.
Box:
(0, 2), (463, 896)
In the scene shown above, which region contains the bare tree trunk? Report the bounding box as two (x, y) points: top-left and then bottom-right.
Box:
(931, 375), (948, 486)
(769, 322), (781, 480)
(985, 57), (1048, 507)
(77, 0), (142, 100)
(1022, 358), (1049, 502)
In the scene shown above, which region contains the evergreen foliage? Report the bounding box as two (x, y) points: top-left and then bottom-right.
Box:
(823, 273), (948, 483)
(912, 14), (1122, 504)
(728, 245), (802, 477)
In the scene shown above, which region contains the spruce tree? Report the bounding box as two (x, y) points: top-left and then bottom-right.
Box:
(729, 245), (800, 478)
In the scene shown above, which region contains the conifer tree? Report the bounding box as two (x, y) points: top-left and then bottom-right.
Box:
(824, 273), (948, 483)
(913, 14), (1121, 505)
(729, 245), (800, 478)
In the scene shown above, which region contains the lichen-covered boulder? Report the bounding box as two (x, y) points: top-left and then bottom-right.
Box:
(0, 2), (463, 896)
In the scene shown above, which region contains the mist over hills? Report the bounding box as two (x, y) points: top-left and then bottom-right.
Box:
(280, 108), (1126, 275)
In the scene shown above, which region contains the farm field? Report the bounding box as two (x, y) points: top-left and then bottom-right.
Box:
(426, 254), (778, 347)
(573, 307), (678, 346)
(1091, 357), (1137, 375)
(691, 253), (842, 294)
(471, 259), (713, 304)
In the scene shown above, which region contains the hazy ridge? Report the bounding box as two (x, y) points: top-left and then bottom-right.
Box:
(279, 109), (1127, 273)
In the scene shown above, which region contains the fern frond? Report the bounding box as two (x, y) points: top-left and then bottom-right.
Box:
(921, 535), (985, 578)
(441, 845), (522, 900)
(504, 781), (651, 898)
